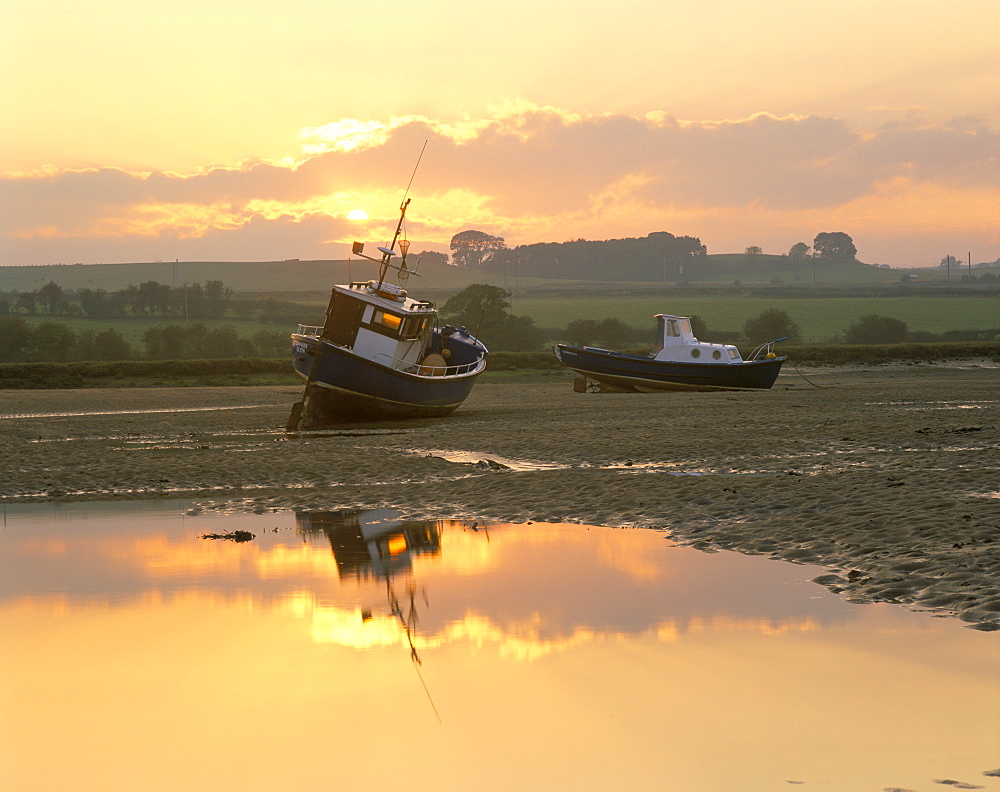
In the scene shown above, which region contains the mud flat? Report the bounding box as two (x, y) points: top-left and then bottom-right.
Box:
(1, 363), (997, 628)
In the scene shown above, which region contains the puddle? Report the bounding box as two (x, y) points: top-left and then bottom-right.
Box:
(410, 448), (569, 471)
(864, 399), (996, 410)
(413, 449), (778, 477)
(1, 501), (996, 792)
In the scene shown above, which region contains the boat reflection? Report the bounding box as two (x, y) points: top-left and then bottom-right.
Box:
(296, 508), (445, 583)
(295, 509), (459, 717)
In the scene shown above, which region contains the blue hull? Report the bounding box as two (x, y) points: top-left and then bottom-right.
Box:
(554, 344), (784, 391)
(292, 335), (485, 423)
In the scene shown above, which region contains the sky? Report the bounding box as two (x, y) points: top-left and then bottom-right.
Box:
(2, 0), (998, 269)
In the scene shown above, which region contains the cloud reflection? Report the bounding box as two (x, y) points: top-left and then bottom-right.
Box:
(1, 505), (857, 661)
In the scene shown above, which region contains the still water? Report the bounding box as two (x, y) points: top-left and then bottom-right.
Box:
(1, 501), (997, 792)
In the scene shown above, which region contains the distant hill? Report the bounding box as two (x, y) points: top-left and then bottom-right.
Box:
(1, 254), (989, 297)
(0, 259), (500, 295)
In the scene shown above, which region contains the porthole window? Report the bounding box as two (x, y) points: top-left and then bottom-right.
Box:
(712, 350), (721, 360)
(691, 349), (701, 358)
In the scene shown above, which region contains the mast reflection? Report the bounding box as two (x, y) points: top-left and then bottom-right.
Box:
(295, 509), (459, 717)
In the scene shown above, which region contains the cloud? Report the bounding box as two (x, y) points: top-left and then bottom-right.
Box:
(2, 103), (997, 266)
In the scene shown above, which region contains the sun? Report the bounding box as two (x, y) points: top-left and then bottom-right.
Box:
(347, 209), (368, 220)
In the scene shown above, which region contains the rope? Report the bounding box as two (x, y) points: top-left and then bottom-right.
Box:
(790, 363), (833, 388)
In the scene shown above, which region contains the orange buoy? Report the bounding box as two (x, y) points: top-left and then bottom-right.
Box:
(420, 353), (447, 375)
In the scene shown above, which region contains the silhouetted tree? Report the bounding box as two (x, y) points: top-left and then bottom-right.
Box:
(450, 230), (507, 268)
(743, 309), (801, 344)
(813, 232), (857, 261)
(441, 284), (510, 330)
(441, 283), (544, 351)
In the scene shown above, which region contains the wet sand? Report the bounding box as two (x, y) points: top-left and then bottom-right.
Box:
(1, 363), (998, 629)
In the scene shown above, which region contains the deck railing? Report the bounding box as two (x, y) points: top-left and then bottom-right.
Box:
(747, 337), (789, 361)
(373, 352), (486, 377)
(294, 326), (484, 376)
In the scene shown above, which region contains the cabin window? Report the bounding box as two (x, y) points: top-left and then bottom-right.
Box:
(712, 350), (721, 360)
(373, 310), (402, 333)
(666, 320), (680, 337)
(691, 348), (701, 358)
(680, 318), (692, 335)
(401, 315), (432, 340)
(728, 349), (739, 360)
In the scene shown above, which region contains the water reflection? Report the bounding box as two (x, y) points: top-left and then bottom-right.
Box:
(297, 508), (443, 581)
(1, 502), (997, 792)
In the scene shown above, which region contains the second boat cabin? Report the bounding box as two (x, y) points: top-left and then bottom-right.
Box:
(650, 314), (745, 364)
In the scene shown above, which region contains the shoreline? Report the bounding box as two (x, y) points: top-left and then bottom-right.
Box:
(1, 364), (997, 629)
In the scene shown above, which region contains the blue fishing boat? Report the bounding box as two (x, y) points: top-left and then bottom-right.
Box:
(554, 314), (785, 392)
(288, 198), (488, 427)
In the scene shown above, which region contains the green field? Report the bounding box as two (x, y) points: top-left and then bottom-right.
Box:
(512, 295), (1000, 341)
(18, 293), (999, 346)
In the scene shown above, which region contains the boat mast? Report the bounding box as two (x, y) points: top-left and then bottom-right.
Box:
(351, 141), (427, 288)
(377, 198), (410, 288)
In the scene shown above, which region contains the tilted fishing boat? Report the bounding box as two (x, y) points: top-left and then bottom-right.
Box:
(287, 198), (487, 427)
(554, 314), (785, 392)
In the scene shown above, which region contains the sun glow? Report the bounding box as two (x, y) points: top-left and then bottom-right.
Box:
(347, 209), (368, 220)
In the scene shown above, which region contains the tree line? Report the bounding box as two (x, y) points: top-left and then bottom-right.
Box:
(0, 279), (311, 324)
(448, 230), (868, 282)
(3, 279), (994, 364)
(0, 316), (290, 364)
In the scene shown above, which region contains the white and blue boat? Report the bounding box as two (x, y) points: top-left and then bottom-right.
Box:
(554, 314), (785, 392)
(288, 198), (488, 427)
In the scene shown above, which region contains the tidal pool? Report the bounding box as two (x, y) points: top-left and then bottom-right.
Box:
(1, 501), (997, 792)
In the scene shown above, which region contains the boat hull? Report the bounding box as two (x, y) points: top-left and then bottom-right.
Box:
(554, 344), (784, 392)
(292, 334), (485, 423)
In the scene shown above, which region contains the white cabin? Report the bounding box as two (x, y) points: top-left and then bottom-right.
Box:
(650, 314), (744, 364)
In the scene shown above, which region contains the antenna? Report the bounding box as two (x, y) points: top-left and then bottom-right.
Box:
(402, 139), (428, 204)
(351, 141), (430, 287)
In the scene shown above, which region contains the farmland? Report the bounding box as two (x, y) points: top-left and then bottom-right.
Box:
(509, 294), (1000, 341)
(16, 290), (999, 347)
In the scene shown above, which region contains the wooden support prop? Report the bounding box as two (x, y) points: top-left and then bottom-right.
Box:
(287, 343), (324, 431)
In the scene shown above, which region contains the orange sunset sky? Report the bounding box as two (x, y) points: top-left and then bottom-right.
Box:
(2, 0), (998, 269)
